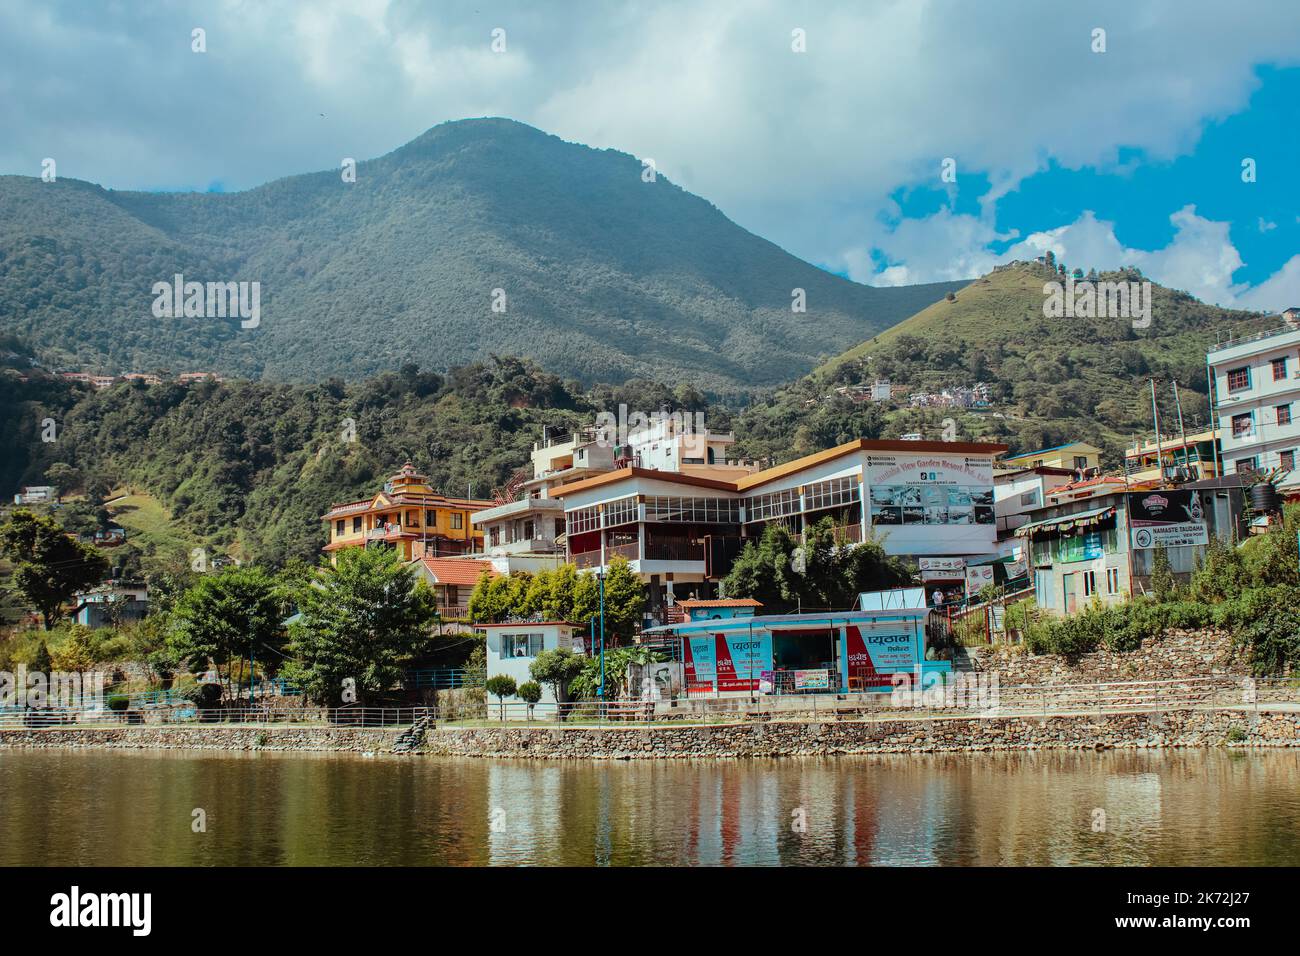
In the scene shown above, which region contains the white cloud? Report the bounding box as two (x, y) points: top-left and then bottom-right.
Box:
(861, 204), (1297, 313)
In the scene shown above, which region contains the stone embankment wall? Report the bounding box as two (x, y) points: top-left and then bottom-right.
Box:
(418, 708), (1297, 759)
(0, 725), (399, 752)
(2, 707), (1294, 757)
(972, 628), (1245, 685)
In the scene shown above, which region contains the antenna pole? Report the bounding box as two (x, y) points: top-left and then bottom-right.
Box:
(1150, 378), (1165, 487)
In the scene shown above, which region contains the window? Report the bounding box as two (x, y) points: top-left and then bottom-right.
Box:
(1083, 570), (1097, 597)
(1227, 366), (1251, 391)
(1106, 567), (1120, 595)
(501, 633), (545, 658)
(1073, 456), (1089, 469)
(1232, 413), (1253, 437)
(567, 506), (601, 535)
(425, 510), (437, 527)
(352, 516), (362, 533)
(335, 519), (344, 535)
(1237, 457), (1258, 475)
(603, 495), (640, 528)
(554, 518), (565, 537)
(804, 476), (861, 512)
(489, 527), (500, 546)
(1279, 404), (1293, 426)
(645, 495), (741, 524)
(1020, 489), (1039, 507)
(450, 513), (463, 530)
(1273, 357), (1288, 381)
(406, 510), (419, 527)
(1282, 450), (1296, 471)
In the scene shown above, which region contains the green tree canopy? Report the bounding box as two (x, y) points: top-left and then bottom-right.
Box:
(721, 518), (914, 613)
(168, 564), (285, 702)
(289, 547), (436, 706)
(0, 510), (109, 628)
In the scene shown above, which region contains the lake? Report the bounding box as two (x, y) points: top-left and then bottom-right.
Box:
(2, 748), (1298, 865)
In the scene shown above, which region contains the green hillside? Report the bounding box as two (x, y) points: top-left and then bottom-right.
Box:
(0, 118), (960, 392)
(2, 355), (727, 568)
(734, 260), (1274, 465)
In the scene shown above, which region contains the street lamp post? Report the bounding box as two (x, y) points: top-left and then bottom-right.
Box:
(597, 570), (607, 707)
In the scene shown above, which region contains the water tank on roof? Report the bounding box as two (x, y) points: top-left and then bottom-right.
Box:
(1249, 482), (1282, 514)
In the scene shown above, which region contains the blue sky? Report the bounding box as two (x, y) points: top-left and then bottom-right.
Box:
(1, 0), (1297, 309)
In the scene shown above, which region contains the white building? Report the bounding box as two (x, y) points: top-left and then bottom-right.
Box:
(479, 620), (586, 717)
(1208, 316), (1300, 478)
(550, 438), (1006, 624)
(472, 416), (759, 562)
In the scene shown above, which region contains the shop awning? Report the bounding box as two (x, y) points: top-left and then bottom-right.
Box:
(1013, 505), (1116, 538)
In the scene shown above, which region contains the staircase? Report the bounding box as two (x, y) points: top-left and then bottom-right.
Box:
(392, 714), (432, 754)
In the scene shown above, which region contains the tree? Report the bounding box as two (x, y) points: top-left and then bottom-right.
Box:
(0, 510), (109, 629)
(484, 674), (517, 720)
(44, 463), (80, 499)
(516, 680), (542, 718)
(529, 648), (585, 712)
(1149, 545), (1175, 601)
(169, 565), (285, 704)
(722, 518), (913, 613)
(290, 547), (436, 706)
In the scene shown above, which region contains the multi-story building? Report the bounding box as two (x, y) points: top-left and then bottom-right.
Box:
(472, 418), (761, 562)
(992, 466), (1074, 538)
(321, 462), (492, 562)
(550, 438), (1006, 624)
(1124, 429), (1221, 483)
(1017, 472), (1246, 615)
(999, 441), (1102, 473)
(1208, 318), (1300, 478)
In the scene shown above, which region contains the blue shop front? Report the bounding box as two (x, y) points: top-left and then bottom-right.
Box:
(643, 588), (951, 697)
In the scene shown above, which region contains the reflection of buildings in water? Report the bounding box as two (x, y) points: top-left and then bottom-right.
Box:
(485, 763), (566, 865)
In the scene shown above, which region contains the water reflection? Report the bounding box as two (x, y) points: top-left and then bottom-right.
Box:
(1, 749), (1297, 866)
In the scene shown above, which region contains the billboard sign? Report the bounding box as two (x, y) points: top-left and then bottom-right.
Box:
(1127, 490), (1208, 550)
(867, 455), (995, 527)
(843, 622), (922, 691)
(682, 632), (774, 693)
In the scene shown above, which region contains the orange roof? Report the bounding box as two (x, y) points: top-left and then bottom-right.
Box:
(676, 598), (763, 608)
(416, 557), (497, 586)
(549, 438), (1009, 498)
(1046, 475), (1130, 496)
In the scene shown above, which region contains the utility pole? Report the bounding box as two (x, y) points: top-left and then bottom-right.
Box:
(1150, 378), (1165, 487)
(597, 570), (607, 705)
(1172, 378), (1189, 479)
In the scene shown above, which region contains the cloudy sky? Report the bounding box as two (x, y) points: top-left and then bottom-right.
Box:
(2, 0), (1297, 309)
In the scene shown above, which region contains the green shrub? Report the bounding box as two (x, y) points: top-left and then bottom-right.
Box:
(516, 681), (542, 705)
(484, 674), (518, 720)
(106, 694), (130, 712)
(1226, 726), (1247, 743)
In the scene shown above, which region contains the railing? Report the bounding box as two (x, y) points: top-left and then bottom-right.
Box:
(642, 539), (704, 562)
(0, 705), (435, 728)
(5, 677), (1293, 730)
(571, 542), (641, 568)
(402, 668), (483, 690)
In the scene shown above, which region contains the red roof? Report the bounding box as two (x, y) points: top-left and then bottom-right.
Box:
(675, 598), (763, 608)
(416, 557), (497, 586)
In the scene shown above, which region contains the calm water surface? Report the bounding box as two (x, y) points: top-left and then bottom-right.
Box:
(2, 748), (1297, 866)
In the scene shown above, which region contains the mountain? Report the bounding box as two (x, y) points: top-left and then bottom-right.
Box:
(0, 118), (961, 392)
(733, 259), (1273, 465)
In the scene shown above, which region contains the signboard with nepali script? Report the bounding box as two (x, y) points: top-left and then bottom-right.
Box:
(682, 632), (773, 694)
(843, 622), (922, 692)
(1127, 490), (1208, 550)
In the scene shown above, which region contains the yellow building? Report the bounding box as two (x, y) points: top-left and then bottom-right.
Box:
(321, 462), (492, 562)
(1124, 429), (1220, 483)
(1000, 441), (1102, 473)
